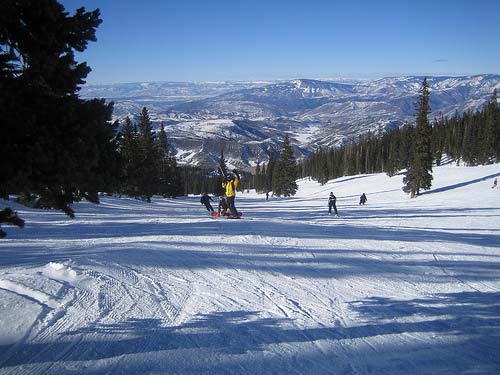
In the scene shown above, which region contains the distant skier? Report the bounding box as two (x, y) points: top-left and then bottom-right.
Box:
(493, 178), (498, 189)
(218, 196), (229, 216)
(222, 170), (240, 218)
(328, 192), (338, 216)
(200, 193), (214, 213)
(359, 193), (367, 205)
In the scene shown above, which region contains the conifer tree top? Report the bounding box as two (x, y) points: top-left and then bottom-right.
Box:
(0, 0), (102, 95)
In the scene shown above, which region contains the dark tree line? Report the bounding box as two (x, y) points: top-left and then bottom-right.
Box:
(403, 77), (433, 197)
(253, 135), (298, 197)
(116, 109), (182, 201)
(432, 89), (500, 166)
(299, 86), (500, 193)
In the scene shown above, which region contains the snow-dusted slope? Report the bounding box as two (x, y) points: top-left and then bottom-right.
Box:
(81, 75), (500, 168)
(1, 163), (500, 374)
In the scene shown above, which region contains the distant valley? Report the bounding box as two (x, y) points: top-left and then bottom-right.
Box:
(80, 75), (500, 169)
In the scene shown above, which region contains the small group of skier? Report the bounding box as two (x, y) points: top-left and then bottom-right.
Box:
(327, 192), (368, 216)
(200, 194), (231, 216)
(200, 169), (241, 218)
(203, 169), (373, 219)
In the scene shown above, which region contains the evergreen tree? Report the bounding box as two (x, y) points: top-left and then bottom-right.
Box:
(403, 78), (433, 197)
(0, 0), (118, 217)
(317, 155), (330, 185)
(447, 112), (463, 160)
(398, 122), (414, 170)
(255, 163), (261, 189)
(256, 163), (267, 194)
(272, 135), (298, 197)
(136, 107), (159, 202)
(431, 117), (446, 166)
(385, 127), (402, 176)
(266, 153), (277, 195)
(165, 138), (182, 198)
(157, 123), (172, 197)
(77, 101), (121, 200)
(255, 163), (263, 193)
(485, 89), (500, 160)
(118, 117), (140, 196)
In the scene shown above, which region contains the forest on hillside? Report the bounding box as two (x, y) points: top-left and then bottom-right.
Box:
(294, 89), (500, 186)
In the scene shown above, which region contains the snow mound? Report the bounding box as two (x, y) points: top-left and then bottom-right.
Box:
(42, 262), (78, 283)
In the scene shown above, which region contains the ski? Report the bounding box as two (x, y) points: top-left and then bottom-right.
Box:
(211, 211), (243, 219)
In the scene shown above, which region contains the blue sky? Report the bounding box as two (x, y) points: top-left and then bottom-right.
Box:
(60, 0), (500, 84)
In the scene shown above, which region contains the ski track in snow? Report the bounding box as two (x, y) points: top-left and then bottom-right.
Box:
(1, 163), (500, 374)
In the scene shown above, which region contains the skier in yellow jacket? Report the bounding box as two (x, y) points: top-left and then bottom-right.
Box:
(222, 170), (240, 217)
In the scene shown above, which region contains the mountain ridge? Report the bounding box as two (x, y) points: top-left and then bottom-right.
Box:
(80, 74), (500, 169)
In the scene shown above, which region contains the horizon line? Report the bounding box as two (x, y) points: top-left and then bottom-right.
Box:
(82, 72), (499, 86)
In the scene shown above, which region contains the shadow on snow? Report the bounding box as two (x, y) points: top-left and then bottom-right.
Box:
(1, 291), (499, 374)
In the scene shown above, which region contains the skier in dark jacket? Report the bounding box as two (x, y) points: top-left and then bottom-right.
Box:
(328, 192), (338, 216)
(200, 193), (214, 213)
(359, 193), (367, 205)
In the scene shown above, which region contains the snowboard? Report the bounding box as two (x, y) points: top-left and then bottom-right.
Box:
(211, 211), (243, 218)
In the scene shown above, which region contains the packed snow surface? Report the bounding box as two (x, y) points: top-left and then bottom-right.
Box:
(1, 163), (500, 374)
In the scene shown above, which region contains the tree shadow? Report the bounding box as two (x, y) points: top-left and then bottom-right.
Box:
(2, 292), (500, 374)
(423, 172), (499, 195)
(8, 204), (500, 250)
(349, 291), (500, 372)
(352, 291), (500, 323)
(2, 217), (500, 283)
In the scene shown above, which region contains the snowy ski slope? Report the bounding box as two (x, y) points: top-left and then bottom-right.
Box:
(1, 163), (499, 374)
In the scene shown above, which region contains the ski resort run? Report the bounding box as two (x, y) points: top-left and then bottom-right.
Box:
(1, 163), (500, 374)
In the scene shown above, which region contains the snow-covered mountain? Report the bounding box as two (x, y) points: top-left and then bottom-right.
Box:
(81, 75), (500, 169)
